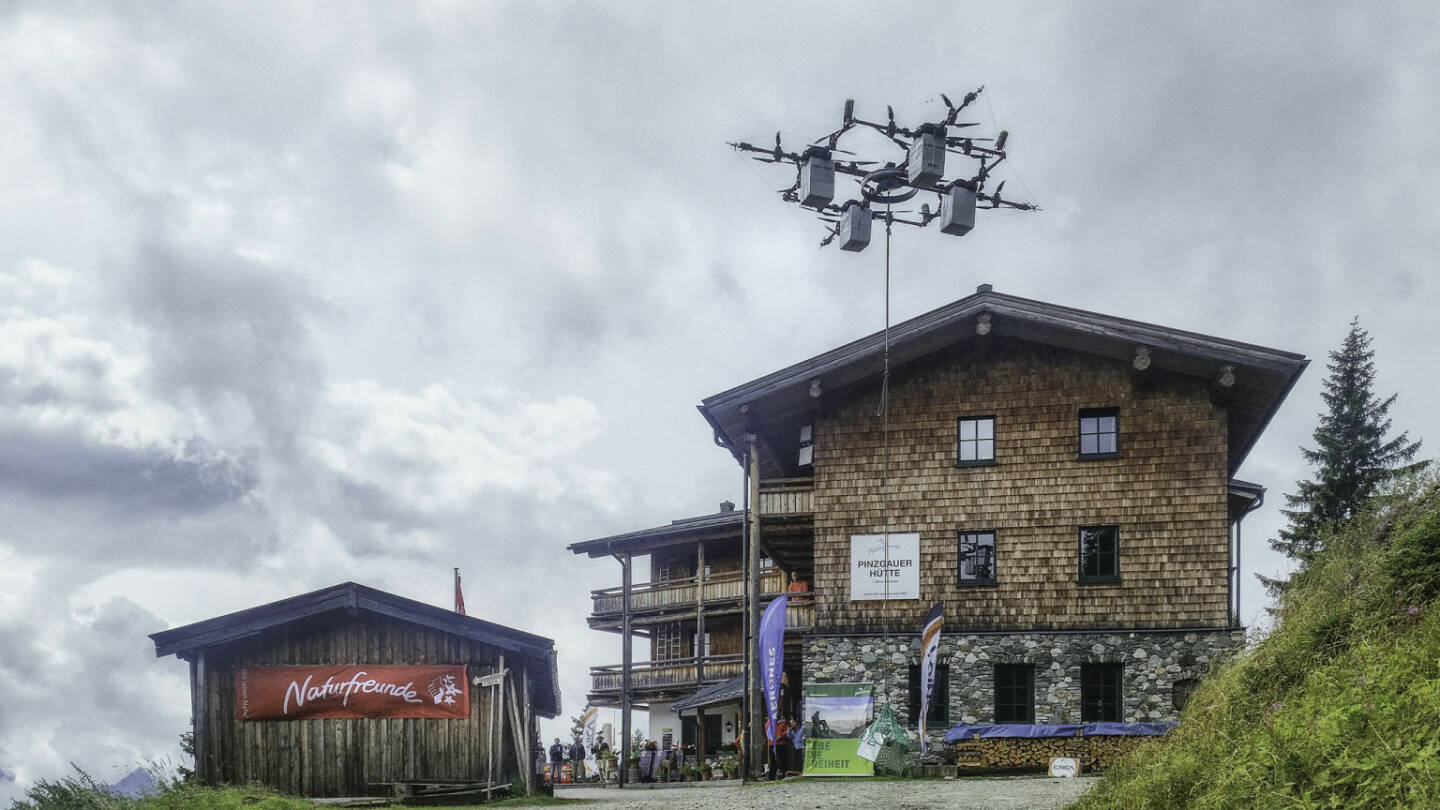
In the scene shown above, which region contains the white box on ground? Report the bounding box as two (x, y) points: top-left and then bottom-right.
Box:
(1048, 757), (1080, 778)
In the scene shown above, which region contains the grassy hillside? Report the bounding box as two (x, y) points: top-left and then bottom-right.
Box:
(1072, 476), (1440, 809)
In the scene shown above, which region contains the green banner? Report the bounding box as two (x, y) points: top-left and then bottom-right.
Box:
(803, 738), (871, 776)
(802, 683), (874, 777)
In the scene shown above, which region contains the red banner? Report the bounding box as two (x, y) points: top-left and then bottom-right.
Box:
(236, 665), (469, 721)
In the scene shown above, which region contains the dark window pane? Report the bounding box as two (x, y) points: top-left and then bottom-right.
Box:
(908, 664), (949, 724)
(994, 665), (1034, 723)
(1081, 663), (1122, 722)
(959, 532), (997, 583)
(1079, 526), (1119, 580)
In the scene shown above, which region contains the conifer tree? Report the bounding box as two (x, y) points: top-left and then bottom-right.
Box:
(1261, 318), (1424, 596)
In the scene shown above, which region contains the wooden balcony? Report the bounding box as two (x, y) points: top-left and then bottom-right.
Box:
(758, 477), (813, 517)
(589, 654), (745, 695)
(591, 569), (786, 617)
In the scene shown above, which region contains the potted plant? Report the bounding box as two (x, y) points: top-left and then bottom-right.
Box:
(626, 752), (640, 784)
(657, 758), (671, 782)
(721, 758), (739, 779)
(699, 761), (712, 781)
(681, 763), (697, 782)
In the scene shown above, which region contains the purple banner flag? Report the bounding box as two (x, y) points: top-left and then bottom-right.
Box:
(759, 595), (788, 745)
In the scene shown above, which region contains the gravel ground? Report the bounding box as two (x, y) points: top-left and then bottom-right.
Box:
(558, 776), (1098, 810)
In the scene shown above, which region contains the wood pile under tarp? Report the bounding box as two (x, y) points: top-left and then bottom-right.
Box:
(944, 722), (1172, 771)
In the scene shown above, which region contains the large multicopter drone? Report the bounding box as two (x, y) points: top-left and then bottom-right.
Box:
(728, 87), (1037, 249)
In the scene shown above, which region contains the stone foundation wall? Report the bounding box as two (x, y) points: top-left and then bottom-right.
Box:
(803, 628), (1245, 754)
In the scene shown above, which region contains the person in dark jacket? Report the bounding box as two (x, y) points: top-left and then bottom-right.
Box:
(569, 739), (587, 779)
(548, 738), (565, 783)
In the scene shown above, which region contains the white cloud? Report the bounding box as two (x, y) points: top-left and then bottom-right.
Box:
(2, 0), (1437, 801)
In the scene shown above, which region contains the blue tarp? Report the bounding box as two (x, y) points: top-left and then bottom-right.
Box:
(943, 722), (1176, 744)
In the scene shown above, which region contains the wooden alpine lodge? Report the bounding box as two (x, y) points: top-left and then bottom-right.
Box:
(570, 285), (1308, 773)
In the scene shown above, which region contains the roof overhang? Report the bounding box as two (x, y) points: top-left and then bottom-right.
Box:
(568, 510), (745, 558)
(699, 288), (1308, 478)
(149, 581), (560, 717)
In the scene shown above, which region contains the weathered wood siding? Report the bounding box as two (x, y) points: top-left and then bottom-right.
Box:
(198, 613), (520, 797)
(810, 338), (1230, 631)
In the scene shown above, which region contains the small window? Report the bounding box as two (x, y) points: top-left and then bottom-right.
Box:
(907, 663), (950, 726)
(1081, 663), (1123, 722)
(957, 531), (997, 586)
(994, 664), (1035, 723)
(1079, 408), (1119, 459)
(1078, 525), (1120, 583)
(957, 416), (996, 466)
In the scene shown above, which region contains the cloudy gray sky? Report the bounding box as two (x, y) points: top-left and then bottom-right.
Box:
(1, 1), (1435, 799)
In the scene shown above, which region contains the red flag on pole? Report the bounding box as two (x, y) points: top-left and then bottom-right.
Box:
(454, 568), (466, 615)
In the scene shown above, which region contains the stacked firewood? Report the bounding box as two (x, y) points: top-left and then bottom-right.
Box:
(951, 735), (1149, 770)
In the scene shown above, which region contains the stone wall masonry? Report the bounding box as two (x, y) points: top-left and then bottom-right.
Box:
(803, 627), (1245, 755)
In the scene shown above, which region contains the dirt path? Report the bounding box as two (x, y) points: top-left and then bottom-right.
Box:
(559, 775), (1097, 809)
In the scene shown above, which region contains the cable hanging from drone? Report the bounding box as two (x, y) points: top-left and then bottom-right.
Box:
(727, 87), (1037, 250)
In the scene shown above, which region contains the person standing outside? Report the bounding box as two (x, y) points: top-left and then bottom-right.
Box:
(569, 737), (587, 781)
(548, 737), (565, 784)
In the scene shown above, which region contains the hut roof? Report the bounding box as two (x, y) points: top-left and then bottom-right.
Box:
(149, 581), (561, 717)
(698, 285), (1308, 478)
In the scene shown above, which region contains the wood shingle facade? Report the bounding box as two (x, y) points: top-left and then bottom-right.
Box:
(573, 286), (1306, 763)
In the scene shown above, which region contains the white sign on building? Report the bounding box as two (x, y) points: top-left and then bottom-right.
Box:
(849, 533), (920, 600)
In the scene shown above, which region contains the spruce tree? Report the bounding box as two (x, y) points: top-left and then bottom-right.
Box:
(1261, 318), (1424, 596)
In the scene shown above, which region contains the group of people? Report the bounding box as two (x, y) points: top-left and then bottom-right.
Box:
(765, 716), (806, 778)
(544, 736), (612, 784)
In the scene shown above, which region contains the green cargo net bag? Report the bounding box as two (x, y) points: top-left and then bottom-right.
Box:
(859, 705), (913, 775)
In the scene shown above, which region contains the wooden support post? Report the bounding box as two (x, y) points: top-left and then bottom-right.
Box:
(505, 668), (529, 794)
(696, 541), (706, 683)
(522, 666), (534, 796)
(696, 710), (707, 763)
(620, 550), (633, 787)
(746, 434), (764, 781)
(489, 654), (504, 789)
(190, 650), (209, 784)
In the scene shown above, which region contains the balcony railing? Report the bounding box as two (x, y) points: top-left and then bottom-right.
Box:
(758, 477), (813, 516)
(786, 598), (813, 630)
(588, 602), (814, 694)
(590, 654), (745, 694)
(591, 569), (786, 616)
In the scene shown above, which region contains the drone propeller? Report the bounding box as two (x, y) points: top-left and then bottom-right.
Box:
(989, 181), (1007, 208)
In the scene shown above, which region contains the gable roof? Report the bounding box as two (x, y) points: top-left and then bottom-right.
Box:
(699, 286), (1307, 477)
(149, 581), (560, 717)
(568, 507), (744, 558)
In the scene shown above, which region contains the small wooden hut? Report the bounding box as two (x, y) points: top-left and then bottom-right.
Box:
(150, 581), (559, 800)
